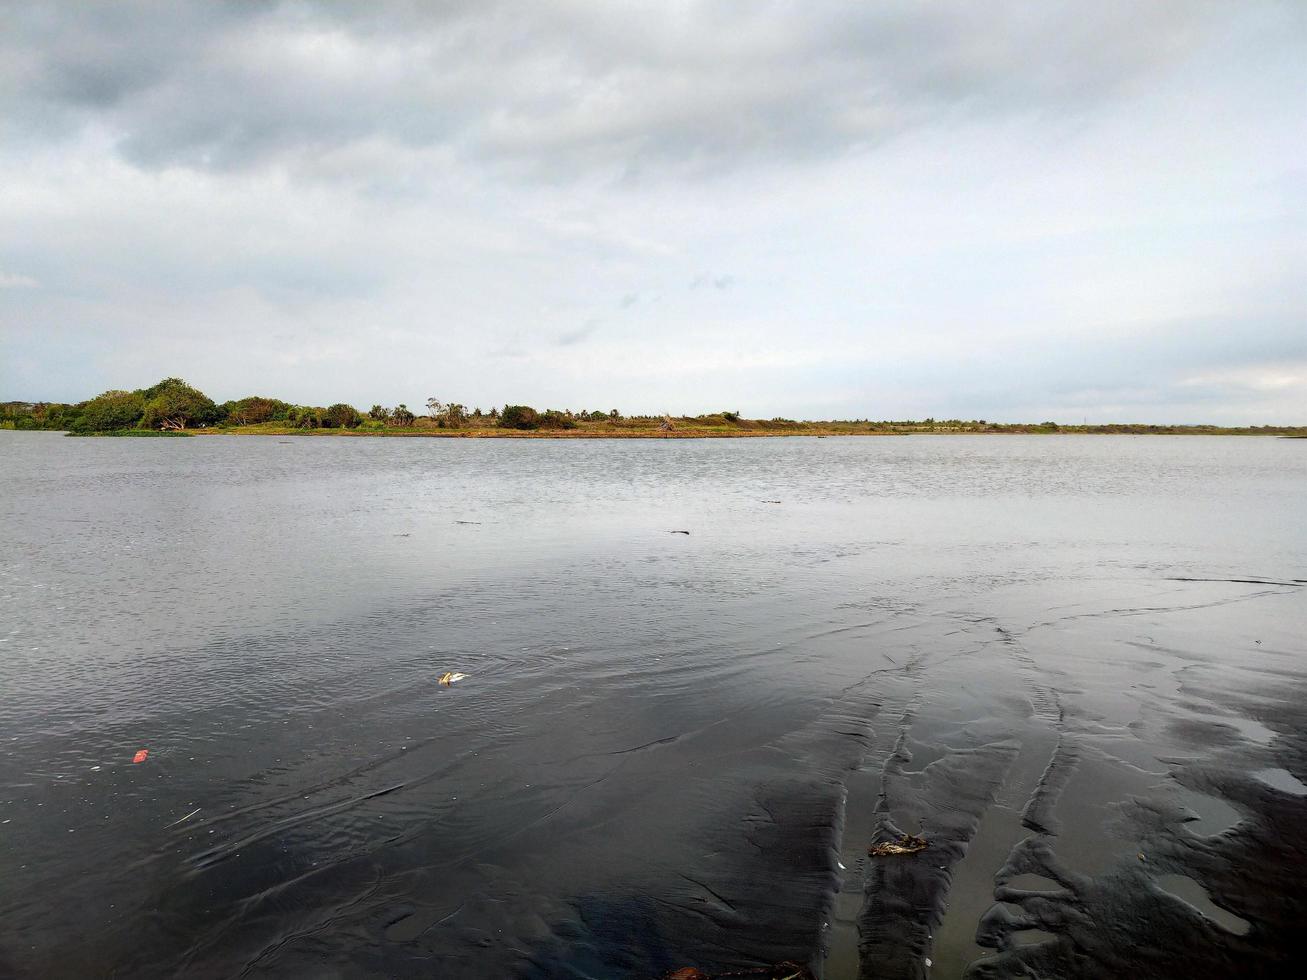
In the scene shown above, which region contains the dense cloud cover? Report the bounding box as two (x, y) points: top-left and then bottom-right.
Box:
(2, 1), (1304, 421)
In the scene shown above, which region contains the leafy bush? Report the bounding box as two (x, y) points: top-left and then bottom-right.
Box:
(70, 390), (146, 432)
(499, 405), (540, 429)
(538, 409), (577, 429)
(322, 403), (362, 428)
(390, 404), (416, 426)
(223, 396), (290, 425)
(287, 406), (321, 428)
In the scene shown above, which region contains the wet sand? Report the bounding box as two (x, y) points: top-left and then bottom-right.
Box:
(0, 433), (1303, 977)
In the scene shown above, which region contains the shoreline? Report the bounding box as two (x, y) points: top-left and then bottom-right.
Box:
(20, 425), (1307, 439)
(7, 379), (1303, 437)
(8, 421), (1307, 439)
(154, 426), (1307, 439)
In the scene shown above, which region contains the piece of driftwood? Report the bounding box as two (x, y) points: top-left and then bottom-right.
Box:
(868, 833), (928, 857)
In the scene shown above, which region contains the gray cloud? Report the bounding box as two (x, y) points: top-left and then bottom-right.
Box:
(0, 1), (1257, 180)
(556, 320), (600, 346)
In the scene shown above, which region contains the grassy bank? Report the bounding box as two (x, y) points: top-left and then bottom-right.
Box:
(185, 418), (1307, 438)
(64, 429), (192, 437)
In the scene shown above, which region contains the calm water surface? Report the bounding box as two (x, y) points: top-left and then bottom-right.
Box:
(1, 432), (1304, 978)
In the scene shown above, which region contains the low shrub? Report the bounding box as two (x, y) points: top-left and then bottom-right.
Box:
(499, 405), (540, 429)
(538, 410), (577, 429)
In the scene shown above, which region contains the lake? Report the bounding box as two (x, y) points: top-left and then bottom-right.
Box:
(1, 432), (1303, 978)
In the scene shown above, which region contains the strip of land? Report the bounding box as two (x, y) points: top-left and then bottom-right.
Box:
(4, 377), (1304, 437)
(181, 419), (1307, 438)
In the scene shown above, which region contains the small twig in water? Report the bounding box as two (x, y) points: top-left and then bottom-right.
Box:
(166, 807), (202, 828)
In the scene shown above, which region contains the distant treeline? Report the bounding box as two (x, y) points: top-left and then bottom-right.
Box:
(2, 379), (1305, 436)
(0, 379), (604, 433)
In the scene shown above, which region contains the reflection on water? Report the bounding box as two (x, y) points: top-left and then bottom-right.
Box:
(0, 432), (1303, 978)
(1155, 874), (1251, 936)
(1251, 768), (1307, 796)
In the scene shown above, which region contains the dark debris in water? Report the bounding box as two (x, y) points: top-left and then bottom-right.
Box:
(868, 833), (928, 857)
(661, 961), (815, 980)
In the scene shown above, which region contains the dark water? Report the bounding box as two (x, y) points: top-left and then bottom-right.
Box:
(1, 432), (1304, 979)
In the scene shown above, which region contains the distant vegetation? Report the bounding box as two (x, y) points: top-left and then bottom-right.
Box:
(2, 379), (1305, 438)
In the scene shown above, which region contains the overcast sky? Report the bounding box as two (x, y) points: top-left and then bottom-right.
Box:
(2, 1), (1304, 422)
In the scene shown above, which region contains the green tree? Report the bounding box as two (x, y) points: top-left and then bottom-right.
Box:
(391, 404), (416, 426)
(222, 396), (289, 425)
(322, 403), (362, 428)
(70, 390), (146, 432)
(140, 378), (218, 430)
(2, 401), (80, 430)
(368, 405), (388, 421)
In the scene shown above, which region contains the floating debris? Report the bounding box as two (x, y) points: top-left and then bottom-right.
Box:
(454, 521), (482, 525)
(669, 530), (691, 535)
(662, 962), (814, 980)
(166, 807), (202, 828)
(132, 749), (149, 764)
(868, 833), (928, 857)
(761, 500), (782, 504)
(437, 672), (468, 686)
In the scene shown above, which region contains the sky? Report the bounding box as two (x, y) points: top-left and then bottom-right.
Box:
(1, 1), (1304, 423)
